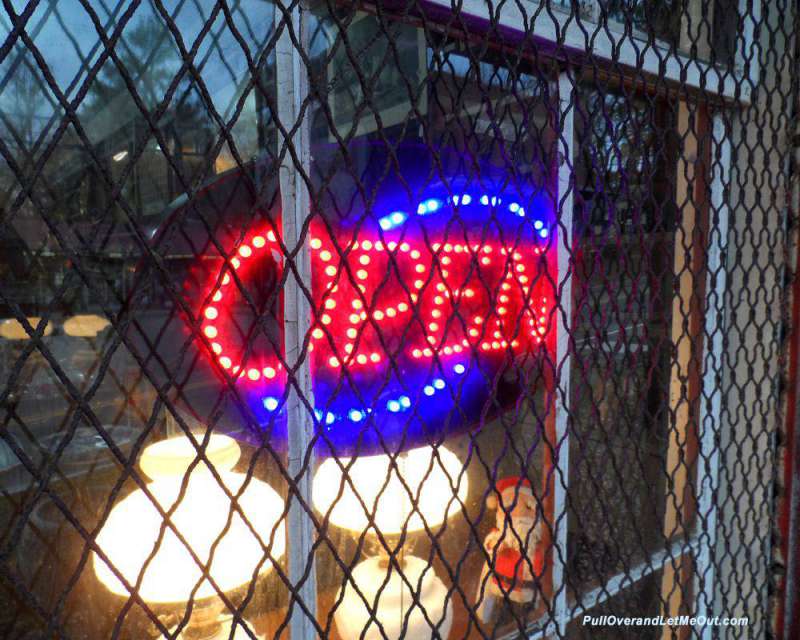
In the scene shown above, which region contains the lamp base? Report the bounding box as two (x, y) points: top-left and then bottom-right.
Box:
(168, 615), (263, 640)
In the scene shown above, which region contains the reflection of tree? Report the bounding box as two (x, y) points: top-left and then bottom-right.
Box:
(0, 62), (47, 159)
(84, 16), (175, 120)
(81, 16), (215, 218)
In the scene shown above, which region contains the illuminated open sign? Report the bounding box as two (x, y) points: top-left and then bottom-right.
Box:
(196, 181), (557, 453)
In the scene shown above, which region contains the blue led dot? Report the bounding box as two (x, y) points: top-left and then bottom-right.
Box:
(399, 395), (411, 408)
(462, 194), (472, 205)
(349, 409), (364, 422)
(423, 385), (435, 396)
(315, 409), (323, 421)
(417, 199), (441, 215)
(517, 207), (526, 217)
(326, 412), (336, 425)
(379, 211), (407, 230)
(490, 196), (498, 206)
(509, 202), (519, 212)
(533, 220), (543, 230)
(387, 400), (401, 412)
(263, 397), (279, 411)
(480, 195), (489, 205)
(452, 195), (460, 205)
(433, 378), (446, 390)
(454, 363), (466, 375)
(539, 229), (549, 238)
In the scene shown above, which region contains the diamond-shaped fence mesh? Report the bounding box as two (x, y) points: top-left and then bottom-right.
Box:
(0, 1), (796, 639)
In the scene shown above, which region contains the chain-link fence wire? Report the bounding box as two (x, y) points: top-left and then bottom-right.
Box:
(0, 0), (796, 639)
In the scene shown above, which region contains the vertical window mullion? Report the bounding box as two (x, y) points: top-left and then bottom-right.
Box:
(693, 112), (731, 635)
(275, 3), (317, 638)
(548, 69), (577, 637)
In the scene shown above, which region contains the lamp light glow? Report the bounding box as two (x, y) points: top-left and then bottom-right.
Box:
(93, 434), (285, 605)
(335, 555), (453, 640)
(312, 444), (468, 535)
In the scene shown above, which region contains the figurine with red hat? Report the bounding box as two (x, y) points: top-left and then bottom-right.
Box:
(475, 475), (545, 623)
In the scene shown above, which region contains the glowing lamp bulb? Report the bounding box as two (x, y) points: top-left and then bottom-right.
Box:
(92, 434), (285, 606)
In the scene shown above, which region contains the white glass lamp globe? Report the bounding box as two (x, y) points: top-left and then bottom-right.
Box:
(335, 555), (453, 640)
(93, 433), (285, 607)
(312, 444), (468, 535)
(313, 444), (466, 640)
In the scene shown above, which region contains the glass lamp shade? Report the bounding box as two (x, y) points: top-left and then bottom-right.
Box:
(93, 434), (285, 604)
(335, 555), (453, 640)
(63, 314), (110, 337)
(312, 444), (468, 535)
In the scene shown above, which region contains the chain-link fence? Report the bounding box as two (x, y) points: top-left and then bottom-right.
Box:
(0, 1), (796, 639)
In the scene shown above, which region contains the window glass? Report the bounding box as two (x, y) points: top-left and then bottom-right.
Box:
(0, 3), (286, 637)
(599, 0), (740, 67)
(567, 81), (677, 592)
(565, 572), (662, 639)
(307, 6), (559, 636)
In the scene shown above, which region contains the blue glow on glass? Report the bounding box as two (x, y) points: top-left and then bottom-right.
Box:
(263, 397), (279, 411)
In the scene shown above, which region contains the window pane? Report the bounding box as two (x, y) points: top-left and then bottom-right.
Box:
(307, 6), (559, 637)
(598, 0), (740, 67)
(565, 572), (663, 639)
(567, 82), (677, 592)
(0, 2), (287, 637)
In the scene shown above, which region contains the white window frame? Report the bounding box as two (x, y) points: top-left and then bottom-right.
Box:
(421, 0), (761, 105)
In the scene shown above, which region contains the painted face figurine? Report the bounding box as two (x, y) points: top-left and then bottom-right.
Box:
(476, 476), (545, 623)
